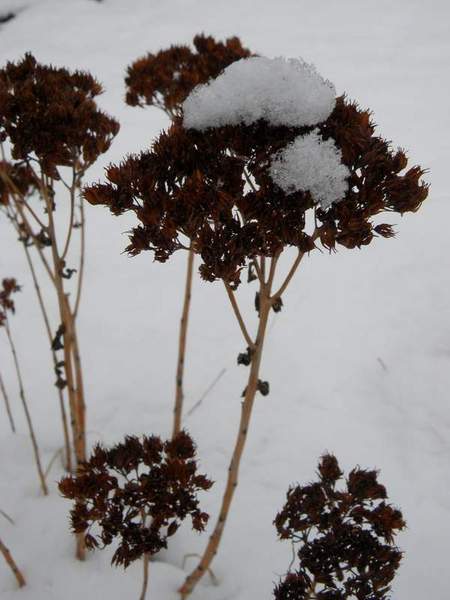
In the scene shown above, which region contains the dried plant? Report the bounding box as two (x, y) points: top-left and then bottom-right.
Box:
(126, 34), (251, 119)
(0, 535), (26, 588)
(84, 68), (427, 595)
(59, 431), (212, 600)
(125, 34), (251, 438)
(0, 54), (120, 546)
(0, 278), (47, 494)
(274, 454), (405, 599)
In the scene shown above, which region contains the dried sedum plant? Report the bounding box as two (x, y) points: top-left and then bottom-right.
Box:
(0, 54), (119, 514)
(274, 454), (405, 600)
(85, 49), (427, 596)
(0, 278), (47, 494)
(125, 34), (252, 439)
(59, 431), (212, 600)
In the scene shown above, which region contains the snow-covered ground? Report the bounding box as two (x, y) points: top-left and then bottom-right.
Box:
(0, 1), (449, 598)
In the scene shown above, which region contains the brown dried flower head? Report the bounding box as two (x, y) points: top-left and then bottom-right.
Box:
(0, 53), (120, 179)
(0, 160), (36, 206)
(125, 34), (251, 116)
(0, 277), (20, 326)
(274, 454), (406, 600)
(85, 90), (428, 287)
(59, 431), (213, 568)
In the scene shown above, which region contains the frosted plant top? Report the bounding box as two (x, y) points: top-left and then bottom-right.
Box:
(182, 56), (336, 130)
(269, 130), (350, 209)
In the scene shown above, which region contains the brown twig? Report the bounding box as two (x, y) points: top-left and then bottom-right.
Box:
(172, 247), (195, 438)
(0, 369), (16, 433)
(224, 281), (255, 349)
(0, 536), (26, 588)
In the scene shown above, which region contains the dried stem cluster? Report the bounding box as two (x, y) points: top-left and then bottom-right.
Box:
(0, 278), (47, 495)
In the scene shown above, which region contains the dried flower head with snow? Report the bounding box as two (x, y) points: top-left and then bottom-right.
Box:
(59, 431), (212, 567)
(125, 34), (251, 117)
(274, 454), (405, 600)
(85, 51), (428, 286)
(183, 56), (336, 130)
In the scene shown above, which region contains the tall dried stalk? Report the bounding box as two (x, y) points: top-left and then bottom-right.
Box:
(172, 247), (195, 438)
(4, 317), (48, 496)
(0, 369), (15, 433)
(6, 206), (71, 470)
(0, 536), (26, 588)
(179, 249), (309, 597)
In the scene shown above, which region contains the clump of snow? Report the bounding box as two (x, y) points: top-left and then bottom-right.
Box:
(182, 56), (336, 130)
(269, 130), (350, 209)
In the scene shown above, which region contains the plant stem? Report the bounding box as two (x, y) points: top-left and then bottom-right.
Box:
(41, 177), (86, 559)
(172, 247), (194, 438)
(18, 223), (72, 472)
(140, 553), (150, 600)
(179, 276), (273, 598)
(0, 536), (26, 588)
(4, 319), (48, 495)
(224, 281), (254, 349)
(0, 369), (16, 433)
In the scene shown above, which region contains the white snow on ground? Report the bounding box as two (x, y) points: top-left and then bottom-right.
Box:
(183, 56), (335, 129)
(269, 130), (350, 208)
(0, 1), (450, 600)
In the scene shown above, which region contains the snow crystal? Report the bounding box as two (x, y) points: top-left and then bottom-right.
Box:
(182, 56), (336, 130)
(269, 130), (350, 209)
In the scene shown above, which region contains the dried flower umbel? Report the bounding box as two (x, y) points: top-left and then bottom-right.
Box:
(0, 53), (120, 557)
(125, 34), (252, 439)
(0, 278), (47, 495)
(85, 72), (427, 596)
(59, 431), (212, 600)
(274, 454), (405, 600)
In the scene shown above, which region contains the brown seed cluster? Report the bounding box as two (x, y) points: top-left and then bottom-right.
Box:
(85, 94), (428, 286)
(125, 34), (251, 115)
(0, 277), (20, 326)
(274, 454), (405, 600)
(59, 431), (212, 568)
(0, 161), (36, 206)
(0, 53), (119, 179)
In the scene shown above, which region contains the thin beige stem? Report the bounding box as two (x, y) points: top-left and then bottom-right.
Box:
(60, 169), (76, 262)
(172, 248), (195, 438)
(140, 553), (150, 600)
(4, 319), (48, 496)
(0, 536), (26, 588)
(224, 281), (255, 349)
(0, 370), (15, 433)
(73, 193), (85, 319)
(272, 231), (319, 301)
(179, 277), (273, 598)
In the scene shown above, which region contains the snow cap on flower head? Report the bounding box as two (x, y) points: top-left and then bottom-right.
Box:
(182, 56), (336, 130)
